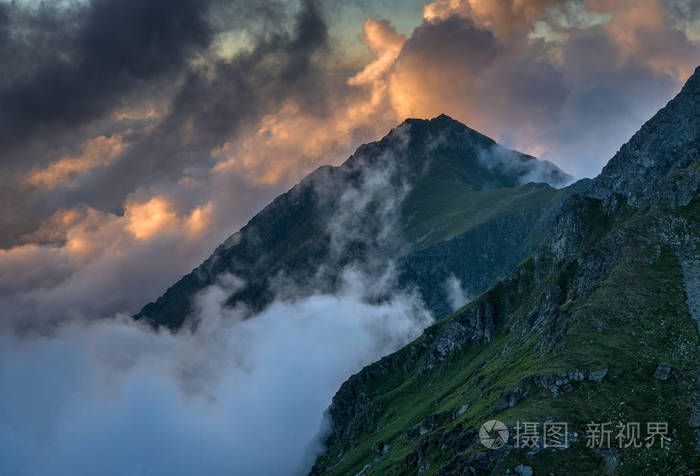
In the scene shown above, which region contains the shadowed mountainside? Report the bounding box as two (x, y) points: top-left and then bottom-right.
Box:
(135, 115), (571, 329)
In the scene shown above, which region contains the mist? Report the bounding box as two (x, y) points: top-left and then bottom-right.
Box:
(477, 143), (573, 187)
(0, 268), (432, 476)
(443, 274), (471, 312)
(0, 129), (433, 475)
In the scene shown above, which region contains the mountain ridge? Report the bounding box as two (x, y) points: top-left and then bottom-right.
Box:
(135, 114), (571, 329)
(310, 67), (700, 475)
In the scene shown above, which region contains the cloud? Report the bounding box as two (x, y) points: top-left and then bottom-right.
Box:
(477, 143), (573, 186)
(25, 133), (129, 188)
(0, 0), (338, 247)
(0, 268), (432, 476)
(349, 18), (407, 87)
(124, 197), (181, 240)
(443, 274), (470, 311)
(370, 0), (700, 177)
(0, 0), (212, 156)
(423, 0), (563, 41)
(0, 137), (435, 474)
(0, 198), (229, 332)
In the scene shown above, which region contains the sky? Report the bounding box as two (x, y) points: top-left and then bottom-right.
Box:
(0, 0), (697, 326)
(0, 1), (698, 474)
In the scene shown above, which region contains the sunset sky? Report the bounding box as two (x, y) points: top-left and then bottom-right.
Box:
(1, 0), (698, 329)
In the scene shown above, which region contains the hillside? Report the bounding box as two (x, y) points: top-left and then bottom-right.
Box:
(135, 115), (570, 328)
(311, 68), (700, 475)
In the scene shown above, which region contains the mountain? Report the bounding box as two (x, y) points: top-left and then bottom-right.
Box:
(135, 114), (571, 329)
(311, 68), (700, 474)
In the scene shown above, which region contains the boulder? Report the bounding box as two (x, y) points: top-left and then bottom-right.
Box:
(588, 368), (608, 382)
(653, 363), (672, 381)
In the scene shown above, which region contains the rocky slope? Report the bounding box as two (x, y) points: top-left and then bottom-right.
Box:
(311, 68), (700, 475)
(135, 115), (570, 329)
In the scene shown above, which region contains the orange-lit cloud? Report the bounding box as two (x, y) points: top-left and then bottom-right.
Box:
(0, 192), (226, 328)
(125, 197), (180, 240)
(424, 0), (470, 22)
(349, 19), (407, 87)
(125, 196), (214, 239)
(590, 0), (699, 80)
(114, 107), (161, 122)
(26, 134), (128, 188)
(208, 20), (408, 187)
(184, 202), (214, 235)
(2, 0), (698, 331)
(424, 0), (563, 40)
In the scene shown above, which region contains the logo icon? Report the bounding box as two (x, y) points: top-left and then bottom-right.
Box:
(479, 420), (508, 449)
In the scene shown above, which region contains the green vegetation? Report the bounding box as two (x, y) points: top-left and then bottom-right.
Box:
(137, 116), (567, 328)
(314, 201), (699, 475)
(403, 181), (562, 246)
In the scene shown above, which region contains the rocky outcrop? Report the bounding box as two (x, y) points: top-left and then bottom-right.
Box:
(591, 66), (699, 208)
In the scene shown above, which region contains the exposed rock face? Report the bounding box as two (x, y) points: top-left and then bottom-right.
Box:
(591, 67), (699, 208)
(135, 115), (570, 329)
(588, 368), (608, 383)
(653, 363), (672, 381)
(312, 68), (700, 475)
(514, 464), (533, 476)
(681, 254), (700, 333)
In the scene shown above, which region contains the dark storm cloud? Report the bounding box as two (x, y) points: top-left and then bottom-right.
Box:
(0, 0), (216, 244)
(0, 0), (334, 245)
(0, 0), (213, 161)
(399, 14), (501, 67)
(0, 0), (348, 329)
(77, 0), (332, 213)
(158, 0), (329, 148)
(533, 26), (681, 175)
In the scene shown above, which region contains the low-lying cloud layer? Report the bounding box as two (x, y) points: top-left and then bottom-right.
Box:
(0, 269), (433, 476)
(0, 113), (434, 475)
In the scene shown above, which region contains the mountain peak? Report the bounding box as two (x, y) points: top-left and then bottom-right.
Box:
(136, 116), (572, 329)
(312, 71), (700, 475)
(377, 114), (571, 189)
(397, 114), (490, 142)
(428, 113), (462, 126)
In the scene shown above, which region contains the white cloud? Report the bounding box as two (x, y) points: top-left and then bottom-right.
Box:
(0, 269), (432, 476)
(443, 274), (471, 311)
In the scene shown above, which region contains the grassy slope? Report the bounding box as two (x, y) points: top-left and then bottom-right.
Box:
(315, 198), (699, 475)
(400, 133), (564, 246)
(403, 181), (563, 246)
(139, 152), (563, 329)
